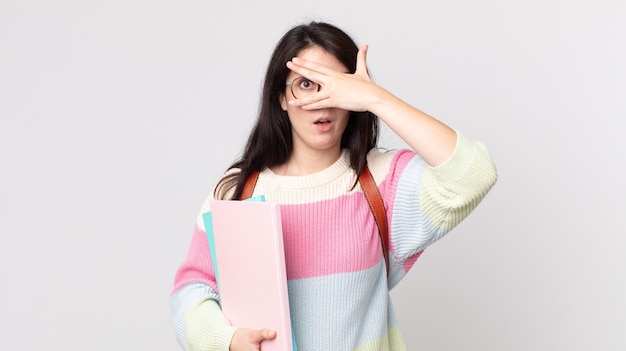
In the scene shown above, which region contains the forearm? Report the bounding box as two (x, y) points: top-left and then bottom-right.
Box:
(171, 283), (237, 351)
(185, 299), (238, 351)
(368, 87), (457, 167)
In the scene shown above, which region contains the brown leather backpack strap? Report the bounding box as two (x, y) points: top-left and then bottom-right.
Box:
(241, 170), (260, 200)
(358, 164), (390, 277)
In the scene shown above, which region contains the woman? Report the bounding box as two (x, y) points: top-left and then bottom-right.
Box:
(171, 21), (497, 351)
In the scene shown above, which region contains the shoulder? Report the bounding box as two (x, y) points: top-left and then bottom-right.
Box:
(366, 148), (417, 184)
(200, 168), (241, 212)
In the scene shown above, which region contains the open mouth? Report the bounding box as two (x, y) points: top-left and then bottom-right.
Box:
(314, 119), (331, 124)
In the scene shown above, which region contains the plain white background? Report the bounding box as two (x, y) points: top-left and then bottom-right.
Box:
(1, 0), (625, 350)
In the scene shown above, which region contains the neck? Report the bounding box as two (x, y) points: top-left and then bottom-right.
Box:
(272, 148), (342, 176)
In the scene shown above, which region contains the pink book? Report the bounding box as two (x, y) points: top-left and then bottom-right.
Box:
(208, 199), (295, 351)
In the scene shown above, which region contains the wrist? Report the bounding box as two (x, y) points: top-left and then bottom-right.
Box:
(186, 299), (238, 351)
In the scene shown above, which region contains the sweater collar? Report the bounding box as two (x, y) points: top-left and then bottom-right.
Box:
(261, 150), (351, 189)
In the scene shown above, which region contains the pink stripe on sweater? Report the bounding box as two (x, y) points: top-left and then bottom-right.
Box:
(280, 194), (383, 280)
(378, 149), (415, 256)
(171, 224), (218, 294)
(403, 250), (424, 272)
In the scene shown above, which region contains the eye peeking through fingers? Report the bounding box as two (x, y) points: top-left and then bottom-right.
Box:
(298, 78), (316, 91)
(286, 77), (321, 99)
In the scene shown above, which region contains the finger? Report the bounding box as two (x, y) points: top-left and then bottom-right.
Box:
(290, 56), (337, 75)
(299, 98), (334, 111)
(355, 44), (368, 75)
(248, 330), (264, 344)
(260, 329), (277, 340)
(250, 329), (276, 343)
(288, 92), (332, 109)
(285, 60), (323, 85)
(287, 57), (344, 84)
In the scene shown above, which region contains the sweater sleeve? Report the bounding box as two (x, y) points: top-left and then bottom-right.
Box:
(170, 196), (238, 350)
(185, 298), (238, 350)
(383, 131), (497, 285)
(420, 131), (497, 233)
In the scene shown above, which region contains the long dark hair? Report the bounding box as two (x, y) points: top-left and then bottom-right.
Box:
(215, 21), (379, 199)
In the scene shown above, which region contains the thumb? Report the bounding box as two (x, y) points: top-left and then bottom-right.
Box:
(355, 44), (369, 76)
(254, 329), (277, 342)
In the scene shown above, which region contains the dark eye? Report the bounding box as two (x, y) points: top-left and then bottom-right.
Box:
(298, 78), (316, 91)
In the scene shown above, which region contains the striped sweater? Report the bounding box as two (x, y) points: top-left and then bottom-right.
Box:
(170, 131), (497, 351)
